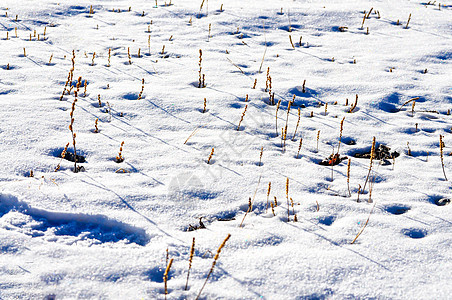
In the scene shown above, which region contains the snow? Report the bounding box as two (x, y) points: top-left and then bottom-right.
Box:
(0, 0), (451, 298)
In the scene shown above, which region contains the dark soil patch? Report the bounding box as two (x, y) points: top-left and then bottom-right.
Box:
(319, 154), (348, 166)
(63, 151), (86, 163)
(354, 144), (399, 162)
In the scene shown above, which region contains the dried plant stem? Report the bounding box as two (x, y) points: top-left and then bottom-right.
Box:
(440, 135), (448, 181)
(54, 143), (69, 171)
(289, 35), (295, 49)
(164, 258), (173, 300)
(185, 237), (195, 290)
(198, 49), (203, 88)
(202, 98), (207, 113)
(239, 175), (262, 227)
(351, 201), (377, 244)
(275, 100), (281, 136)
(207, 148), (214, 164)
(137, 78), (145, 100)
(195, 234), (231, 300)
(296, 138), (303, 159)
(337, 117), (345, 154)
(397, 97), (419, 112)
(94, 118), (99, 133)
(236, 105), (248, 131)
(266, 182), (271, 212)
(259, 146), (263, 166)
(362, 137), (376, 192)
(286, 177), (290, 222)
(349, 94), (358, 113)
(69, 96), (78, 172)
(291, 108), (301, 140)
(405, 13), (411, 29)
(116, 141), (125, 163)
(316, 130), (320, 152)
(347, 158), (351, 197)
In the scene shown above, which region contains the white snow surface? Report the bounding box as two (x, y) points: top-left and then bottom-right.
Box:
(0, 0), (451, 299)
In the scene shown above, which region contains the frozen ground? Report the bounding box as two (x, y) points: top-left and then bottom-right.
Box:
(0, 0), (451, 299)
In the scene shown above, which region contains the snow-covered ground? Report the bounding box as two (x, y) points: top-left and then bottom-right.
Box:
(0, 0), (451, 298)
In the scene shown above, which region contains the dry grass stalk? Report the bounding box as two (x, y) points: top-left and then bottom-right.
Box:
(259, 146), (263, 166)
(164, 258), (173, 300)
(397, 97), (419, 112)
(302, 79), (306, 93)
(286, 177), (290, 222)
(128, 47), (132, 64)
(289, 35), (295, 49)
(274, 196), (278, 207)
(291, 108), (301, 140)
(361, 13), (366, 30)
(148, 35), (151, 55)
(239, 175), (262, 227)
(411, 100), (416, 117)
(337, 117), (345, 154)
(107, 48), (111, 67)
(208, 23), (211, 40)
(237, 105), (248, 131)
(185, 237), (195, 290)
(23, 47), (26, 57)
(202, 98), (207, 113)
(405, 13), (411, 29)
(98, 94), (102, 107)
(351, 201), (376, 244)
(265, 67), (270, 92)
(362, 137), (376, 192)
(60, 71), (71, 101)
(266, 182), (271, 212)
(94, 118), (99, 133)
(349, 94), (358, 113)
(198, 49), (203, 88)
(347, 158), (351, 197)
(195, 234), (231, 300)
(252, 79), (257, 89)
(55, 143), (69, 171)
(297, 138), (303, 159)
(270, 202), (276, 216)
(137, 78), (145, 100)
(138, 48), (141, 58)
(316, 130), (320, 152)
(91, 52), (96, 66)
(115, 141), (125, 163)
(440, 135), (447, 180)
(15, 27), (17, 38)
(48, 54), (53, 65)
(69, 96), (79, 172)
(207, 148), (214, 164)
(275, 99), (281, 136)
(245, 94), (249, 102)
